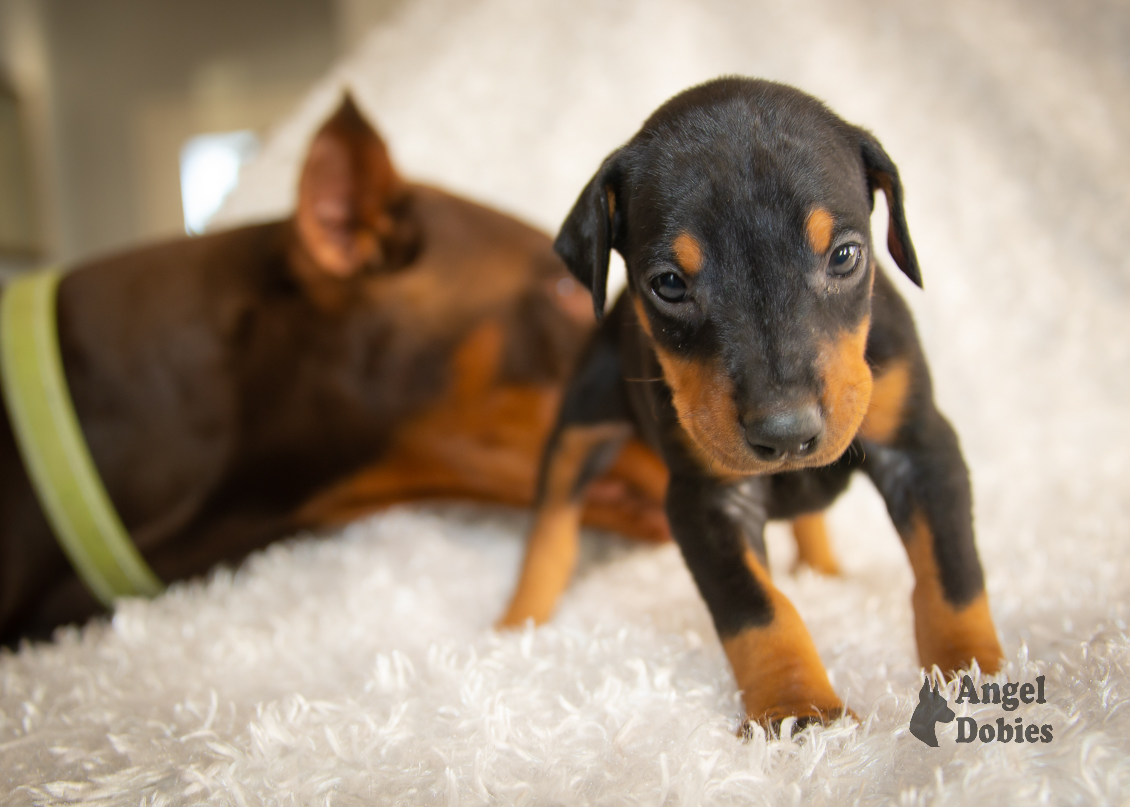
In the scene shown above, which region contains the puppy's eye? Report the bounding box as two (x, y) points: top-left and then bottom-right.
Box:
(651, 272), (688, 303)
(828, 244), (861, 277)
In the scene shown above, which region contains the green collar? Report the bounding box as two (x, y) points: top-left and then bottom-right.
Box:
(1, 269), (163, 606)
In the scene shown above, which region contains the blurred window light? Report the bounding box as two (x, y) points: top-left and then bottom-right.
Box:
(0, 82), (39, 256)
(179, 130), (259, 234)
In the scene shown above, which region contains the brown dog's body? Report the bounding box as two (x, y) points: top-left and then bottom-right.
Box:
(500, 78), (1002, 728)
(0, 100), (668, 645)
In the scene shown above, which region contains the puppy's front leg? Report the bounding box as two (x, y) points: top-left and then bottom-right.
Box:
(668, 474), (844, 727)
(863, 407), (1003, 676)
(498, 335), (633, 628)
(498, 422), (630, 627)
(861, 273), (1003, 676)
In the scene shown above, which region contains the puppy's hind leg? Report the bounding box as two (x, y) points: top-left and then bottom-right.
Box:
(790, 512), (841, 576)
(497, 337), (633, 628)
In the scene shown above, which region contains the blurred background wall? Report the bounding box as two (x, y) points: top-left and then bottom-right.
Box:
(0, 0), (412, 278)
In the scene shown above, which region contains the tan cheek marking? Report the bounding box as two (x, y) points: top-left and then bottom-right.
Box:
(634, 297), (741, 474)
(635, 298), (743, 474)
(806, 207), (834, 255)
(905, 513), (1003, 676)
(672, 232), (704, 275)
(498, 423), (630, 627)
(814, 317), (873, 464)
(859, 358), (911, 443)
(723, 552), (844, 725)
(652, 345), (754, 474)
(606, 187), (616, 223)
(791, 512), (840, 575)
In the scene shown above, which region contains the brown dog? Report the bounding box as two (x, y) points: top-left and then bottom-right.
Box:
(0, 98), (669, 645)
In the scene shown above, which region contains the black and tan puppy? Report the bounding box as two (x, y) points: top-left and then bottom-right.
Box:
(499, 78), (1003, 727)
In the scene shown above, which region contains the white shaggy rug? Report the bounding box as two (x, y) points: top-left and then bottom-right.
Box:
(4, 0), (1130, 804)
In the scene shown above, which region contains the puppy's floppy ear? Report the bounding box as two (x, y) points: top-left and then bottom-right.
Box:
(554, 150), (624, 320)
(295, 93), (418, 278)
(856, 129), (922, 288)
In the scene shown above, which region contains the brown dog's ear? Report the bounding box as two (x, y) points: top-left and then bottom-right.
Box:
(295, 94), (416, 278)
(554, 150), (624, 320)
(857, 129), (922, 288)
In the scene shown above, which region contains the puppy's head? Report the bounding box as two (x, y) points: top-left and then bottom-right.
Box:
(556, 78), (920, 475)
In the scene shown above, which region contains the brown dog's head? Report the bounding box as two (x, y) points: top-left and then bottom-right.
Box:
(291, 94), (420, 291)
(555, 78), (921, 475)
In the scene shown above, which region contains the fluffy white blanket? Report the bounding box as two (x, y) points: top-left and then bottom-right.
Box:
(4, 0), (1129, 803)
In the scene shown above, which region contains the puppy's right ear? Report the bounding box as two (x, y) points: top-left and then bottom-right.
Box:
(554, 151), (624, 320)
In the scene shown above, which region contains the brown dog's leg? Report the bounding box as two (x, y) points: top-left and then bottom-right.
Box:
(497, 422), (631, 626)
(790, 512), (840, 575)
(668, 475), (844, 727)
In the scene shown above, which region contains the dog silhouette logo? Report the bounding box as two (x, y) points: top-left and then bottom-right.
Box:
(910, 677), (955, 747)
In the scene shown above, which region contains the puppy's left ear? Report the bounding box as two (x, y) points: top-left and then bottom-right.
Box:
(554, 150), (625, 320)
(295, 94), (417, 278)
(857, 129), (922, 288)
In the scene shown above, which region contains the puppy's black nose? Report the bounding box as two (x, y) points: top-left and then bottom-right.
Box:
(745, 405), (823, 461)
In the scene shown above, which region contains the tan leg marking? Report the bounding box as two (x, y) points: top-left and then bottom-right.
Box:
(791, 512), (840, 575)
(724, 551), (845, 726)
(805, 207), (834, 254)
(497, 423), (631, 627)
(859, 358), (911, 443)
(672, 232), (704, 275)
(905, 513), (1003, 676)
(497, 501), (584, 627)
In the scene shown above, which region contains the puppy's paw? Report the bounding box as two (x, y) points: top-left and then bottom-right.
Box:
(790, 555), (841, 577)
(494, 609), (538, 631)
(915, 592), (1003, 677)
(740, 702), (856, 740)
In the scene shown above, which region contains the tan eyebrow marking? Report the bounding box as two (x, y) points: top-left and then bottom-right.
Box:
(672, 231), (704, 275)
(806, 207), (834, 254)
